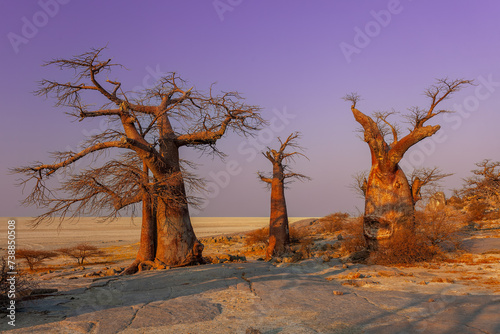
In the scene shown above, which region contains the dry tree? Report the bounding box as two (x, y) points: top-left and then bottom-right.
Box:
(57, 243), (105, 265)
(458, 159), (500, 220)
(16, 249), (57, 270)
(343, 78), (473, 251)
(257, 132), (310, 259)
(13, 47), (265, 273)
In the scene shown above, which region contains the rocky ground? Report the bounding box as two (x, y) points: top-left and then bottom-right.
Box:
(2, 218), (500, 333)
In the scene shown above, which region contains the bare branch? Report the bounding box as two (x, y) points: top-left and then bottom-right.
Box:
(257, 172), (272, 184)
(258, 132), (310, 184)
(342, 93), (361, 108)
(409, 167), (453, 202)
(175, 90), (265, 148)
(350, 170), (369, 199)
(13, 141), (128, 179)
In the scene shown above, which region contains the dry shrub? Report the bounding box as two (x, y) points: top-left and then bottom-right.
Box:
(340, 217), (366, 255)
(415, 209), (466, 251)
(372, 208), (467, 265)
(318, 212), (350, 233)
(370, 228), (439, 265)
(244, 227), (269, 246)
(466, 201), (489, 221)
(0, 258), (35, 309)
(293, 238), (314, 261)
(289, 226), (309, 243)
(483, 277), (500, 285)
(288, 226), (314, 260)
(17, 249), (57, 270)
(57, 243), (105, 265)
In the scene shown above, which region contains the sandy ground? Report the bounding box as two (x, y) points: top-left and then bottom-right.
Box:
(0, 217), (309, 250)
(1, 218), (500, 333)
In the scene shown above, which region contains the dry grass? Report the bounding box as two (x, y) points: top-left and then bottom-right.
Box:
(370, 228), (440, 265)
(430, 277), (455, 283)
(339, 217), (366, 255)
(317, 213), (350, 234)
(244, 227), (269, 246)
(0, 258), (35, 309)
(482, 277), (500, 285)
(415, 209), (466, 250)
(289, 226), (310, 243)
(444, 253), (500, 265)
(369, 208), (468, 266)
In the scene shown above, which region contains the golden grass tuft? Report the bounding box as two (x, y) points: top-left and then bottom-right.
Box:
(244, 227), (269, 246)
(317, 212), (350, 233)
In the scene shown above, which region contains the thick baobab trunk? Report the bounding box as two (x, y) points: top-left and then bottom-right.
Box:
(364, 162), (415, 250)
(266, 164), (290, 259)
(154, 116), (203, 266)
(155, 195), (202, 266)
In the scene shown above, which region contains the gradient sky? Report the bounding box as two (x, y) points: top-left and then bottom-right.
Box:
(1, 0), (499, 219)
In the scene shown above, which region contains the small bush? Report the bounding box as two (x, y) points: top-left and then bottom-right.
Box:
(370, 228), (439, 265)
(318, 212), (350, 233)
(415, 209), (465, 251)
(466, 201), (489, 221)
(244, 228), (269, 246)
(368, 208), (466, 265)
(340, 217), (366, 255)
(16, 249), (57, 270)
(0, 257), (35, 309)
(289, 226), (310, 243)
(57, 243), (105, 265)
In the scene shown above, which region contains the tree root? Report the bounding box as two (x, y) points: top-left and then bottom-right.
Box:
(120, 241), (206, 275)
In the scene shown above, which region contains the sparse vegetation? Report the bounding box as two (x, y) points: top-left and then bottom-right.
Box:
(339, 217), (366, 255)
(369, 208), (466, 265)
(16, 249), (58, 270)
(244, 227), (269, 246)
(318, 213), (349, 234)
(415, 208), (466, 250)
(370, 228), (439, 265)
(57, 243), (105, 265)
(0, 258), (35, 309)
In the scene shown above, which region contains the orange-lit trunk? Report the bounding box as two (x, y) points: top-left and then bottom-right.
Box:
(154, 115), (202, 266)
(364, 160), (415, 250)
(267, 163), (290, 258)
(136, 165), (156, 262)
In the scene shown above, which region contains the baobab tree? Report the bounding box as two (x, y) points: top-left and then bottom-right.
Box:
(344, 78), (473, 250)
(258, 132), (310, 259)
(459, 159), (500, 218)
(14, 47), (264, 272)
(351, 167), (452, 204)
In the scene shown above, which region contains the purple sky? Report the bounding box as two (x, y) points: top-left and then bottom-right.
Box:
(1, 0), (499, 219)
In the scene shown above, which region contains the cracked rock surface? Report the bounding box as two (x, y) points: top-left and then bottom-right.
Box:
(3, 260), (499, 334)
